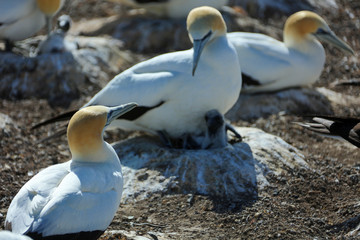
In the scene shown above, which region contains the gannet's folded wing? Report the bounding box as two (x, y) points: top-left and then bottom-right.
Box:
(228, 32), (292, 86)
(87, 49), (193, 107)
(5, 162), (70, 234)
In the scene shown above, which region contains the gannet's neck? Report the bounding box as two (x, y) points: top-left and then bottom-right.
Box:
(67, 107), (110, 163)
(284, 29), (319, 55)
(202, 35), (233, 63)
(285, 33), (324, 55)
(71, 140), (117, 164)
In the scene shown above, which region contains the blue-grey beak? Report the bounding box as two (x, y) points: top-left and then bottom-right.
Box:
(192, 31), (212, 76)
(314, 29), (354, 55)
(106, 102), (138, 127)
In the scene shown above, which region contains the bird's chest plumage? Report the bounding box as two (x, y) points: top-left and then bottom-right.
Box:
(137, 42), (241, 137)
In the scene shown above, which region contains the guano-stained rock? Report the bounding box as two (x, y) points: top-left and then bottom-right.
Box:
(113, 127), (308, 203)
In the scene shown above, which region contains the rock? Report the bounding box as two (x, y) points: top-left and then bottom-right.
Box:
(0, 35), (135, 107)
(77, 11), (281, 54)
(315, 87), (360, 108)
(69, 36), (137, 88)
(230, 0), (338, 18)
(0, 113), (17, 138)
(113, 127), (308, 203)
(103, 230), (175, 240)
(0, 50), (81, 107)
(79, 15), (191, 53)
(227, 88), (334, 121)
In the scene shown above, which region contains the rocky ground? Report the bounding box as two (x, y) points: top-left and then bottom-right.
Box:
(1, 0), (360, 239)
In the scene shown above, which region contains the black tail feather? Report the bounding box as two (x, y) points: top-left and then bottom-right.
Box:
(37, 128), (68, 143)
(31, 110), (78, 130)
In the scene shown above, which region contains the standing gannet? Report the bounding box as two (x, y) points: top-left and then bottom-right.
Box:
(0, 0), (64, 51)
(5, 103), (138, 240)
(33, 6), (242, 148)
(112, 0), (228, 18)
(295, 116), (360, 148)
(227, 10), (355, 93)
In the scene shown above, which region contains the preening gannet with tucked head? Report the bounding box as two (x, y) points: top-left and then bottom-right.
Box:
(0, 0), (64, 51)
(113, 0), (228, 18)
(227, 10), (355, 93)
(5, 103), (137, 240)
(33, 6), (242, 148)
(295, 116), (360, 148)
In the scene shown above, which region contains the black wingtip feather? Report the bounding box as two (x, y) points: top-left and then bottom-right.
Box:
(31, 110), (78, 130)
(27, 230), (105, 240)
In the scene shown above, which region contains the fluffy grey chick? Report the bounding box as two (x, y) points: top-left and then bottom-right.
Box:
(201, 109), (242, 149)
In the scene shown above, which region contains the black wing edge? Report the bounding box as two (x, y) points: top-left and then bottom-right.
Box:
(31, 110), (78, 130)
(118, 101), (165, 121)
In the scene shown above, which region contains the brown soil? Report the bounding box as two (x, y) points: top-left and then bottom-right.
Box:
(1, 0), (360, 239)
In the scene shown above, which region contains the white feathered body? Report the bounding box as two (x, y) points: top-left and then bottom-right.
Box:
(227, 32), (326, 93)
(0, 231), (32, 240)
(0, 0), (45, 41)
(87, 35), (242, 138)
(5, 143), (123, 237)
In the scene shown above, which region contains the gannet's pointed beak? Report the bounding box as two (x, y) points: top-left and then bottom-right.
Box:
(106, 102), (138, 127)
(192, 31), (212, 76)
(314, 29), (355, 55)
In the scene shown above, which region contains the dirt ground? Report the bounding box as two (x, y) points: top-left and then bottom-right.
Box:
(1, 0), (360, 239)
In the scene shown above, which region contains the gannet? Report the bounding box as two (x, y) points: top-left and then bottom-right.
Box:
(295, 116), (360, 148)
(5, 103), (138, 239)
(36, 0), (65, 34)
(33, 6), (242, 148)
(227, 10), (355, 93)
(0, 231), (32, 240)
(0, 0), (64, 51)
(112, 0), (228, 18)
(37, 15), (76, 54)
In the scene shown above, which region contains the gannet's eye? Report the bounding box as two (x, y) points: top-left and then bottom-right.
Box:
(315, 28), (328, 35)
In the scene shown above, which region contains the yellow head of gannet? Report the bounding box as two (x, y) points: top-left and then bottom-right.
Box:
(284, 10), (354, 55)
(68, 104), (137, 162)
(187, 6), (227, 76)
(5, 103), (137, 239)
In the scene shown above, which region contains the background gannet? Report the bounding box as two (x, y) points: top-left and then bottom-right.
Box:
(227, 10), (355, 93)
(112, 0), (228, 18)
(295, 116), (360, 148)
(33, 6), (242, 148)
(36, 0), (65, 35)
(37, 15), (76, 55)
(5, 103), (137, 239)
(0, 0), (64, 51)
